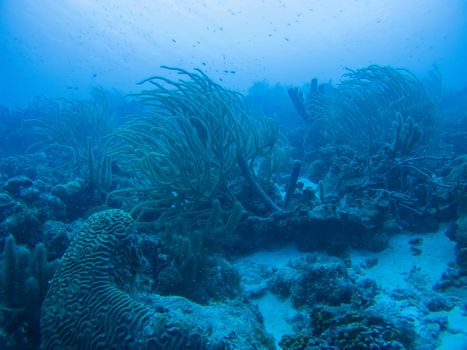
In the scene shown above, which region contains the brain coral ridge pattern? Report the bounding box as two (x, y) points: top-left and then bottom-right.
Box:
(40, 209), (217, 349)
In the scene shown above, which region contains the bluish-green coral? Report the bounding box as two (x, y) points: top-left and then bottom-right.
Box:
(40, 209), (275, 349)
(0, 235), (56, 348)
(40, 209), (212, 349)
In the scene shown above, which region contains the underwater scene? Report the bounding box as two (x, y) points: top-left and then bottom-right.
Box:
(1, 1), (467, 349)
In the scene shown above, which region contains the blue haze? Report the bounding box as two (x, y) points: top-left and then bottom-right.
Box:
(1, 0), (467, 107)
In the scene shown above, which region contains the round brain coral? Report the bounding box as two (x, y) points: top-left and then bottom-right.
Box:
(41, 209), (275, 349)
(40, 209), (213, 349)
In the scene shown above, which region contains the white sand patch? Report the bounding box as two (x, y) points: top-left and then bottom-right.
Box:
(254, 291), (295, 347)
(437, 306), (467, 350)
(235, 244), (305, 347)
(351, 225), (467, 349)
(236, 243), (306, 268)
(350, 226), (456, 290)
(236, 227), (466, 349)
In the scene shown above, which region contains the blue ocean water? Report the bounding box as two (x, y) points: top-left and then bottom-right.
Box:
(0, 1), (467, 349)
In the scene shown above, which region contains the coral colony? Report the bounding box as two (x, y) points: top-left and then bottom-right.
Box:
(0, 65), (466, 349)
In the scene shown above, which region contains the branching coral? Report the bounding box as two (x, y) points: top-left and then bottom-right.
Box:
(107, 67), (284, 227)
(25, 90), (121, 201)
(289, 65), (438, 156)
(26, 90), (112, 162)
(0, 236), (56, 347)
(327, 65), (437, 153)
(104, 68), (285, 293)
(390, 112), (423, 156)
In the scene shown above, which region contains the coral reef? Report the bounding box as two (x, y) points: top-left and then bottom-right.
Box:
(0, 235), (57, 348)
(41, 209), (274, 349)
(0, 175), (65, 246)
(0, 64), (465, 349)
(108, 67), (283, 225)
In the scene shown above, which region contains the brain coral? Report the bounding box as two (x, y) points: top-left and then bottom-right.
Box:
(40, 209), (215, 349)
(41, 209), (275, 349)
